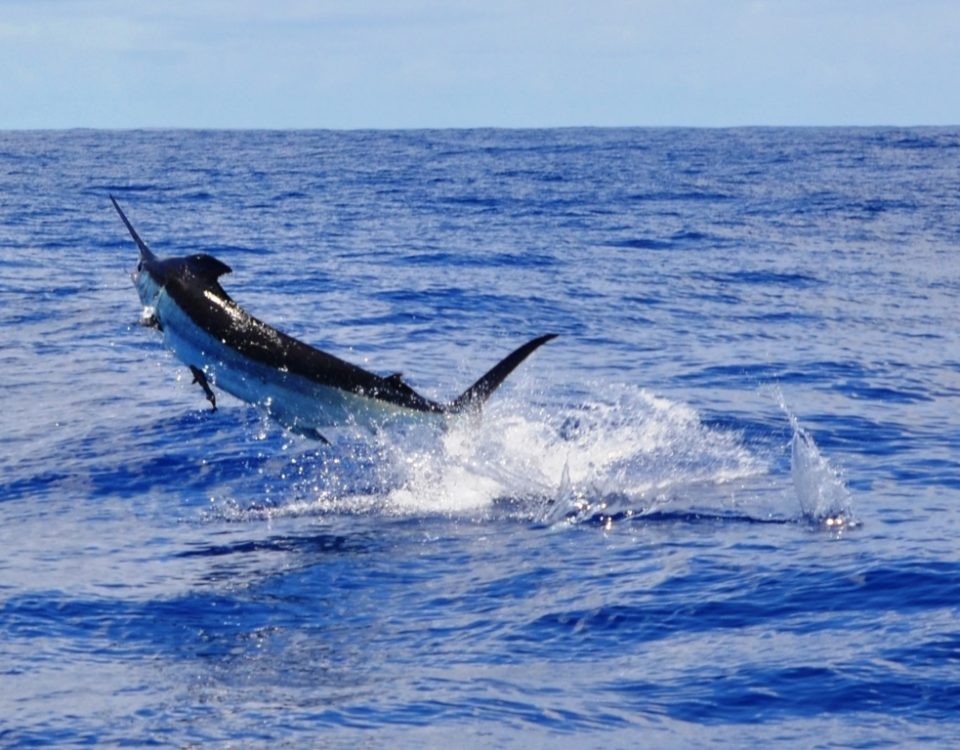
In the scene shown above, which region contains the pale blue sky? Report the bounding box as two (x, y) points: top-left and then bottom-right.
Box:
(2, 0), (958, 129)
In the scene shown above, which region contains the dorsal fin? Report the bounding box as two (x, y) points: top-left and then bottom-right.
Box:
(186, 254), (232, 284)
(381, 371), (421, 399)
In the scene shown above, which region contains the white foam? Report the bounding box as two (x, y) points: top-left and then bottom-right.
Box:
(213, 384), (773, 525)
(340, 385), (761, 521)
(774, 389), (857, 528)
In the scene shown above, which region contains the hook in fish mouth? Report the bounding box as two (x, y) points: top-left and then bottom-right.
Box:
(139, 306), (159, 328)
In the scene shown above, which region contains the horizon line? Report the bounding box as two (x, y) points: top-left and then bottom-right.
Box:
(1, 122), (957, 133)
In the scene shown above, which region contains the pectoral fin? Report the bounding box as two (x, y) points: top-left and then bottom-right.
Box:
(189, 365), (217, 411)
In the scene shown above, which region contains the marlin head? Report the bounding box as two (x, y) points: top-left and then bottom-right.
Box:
(110, 196), (233, 317)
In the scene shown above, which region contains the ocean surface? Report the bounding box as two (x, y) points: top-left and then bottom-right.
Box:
(1, 127), (959, 748)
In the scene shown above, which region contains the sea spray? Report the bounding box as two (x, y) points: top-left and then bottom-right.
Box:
(213, 385), (813, 527)
(230, 385), (760, 523)
(790, 417), (856, 528)
(773, 389), (857, 529)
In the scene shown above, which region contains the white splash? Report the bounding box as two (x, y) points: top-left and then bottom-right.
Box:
(216, 385), (764, 524)
(775, 390), (856, 529)
(366, 385), (762, 522)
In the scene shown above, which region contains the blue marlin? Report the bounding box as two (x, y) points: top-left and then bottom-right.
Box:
(111, 197), (556, 440)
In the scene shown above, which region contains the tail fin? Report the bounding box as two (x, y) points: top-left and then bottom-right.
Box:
(446, 334), (557, 413)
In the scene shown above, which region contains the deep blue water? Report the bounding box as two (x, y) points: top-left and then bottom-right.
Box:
(1, 127), (959, 748)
